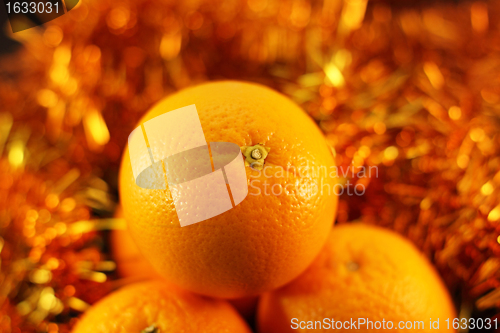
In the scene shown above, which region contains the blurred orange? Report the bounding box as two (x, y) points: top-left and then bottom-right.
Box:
(72, 281), (252, 333)
(258, 223), (457, 333)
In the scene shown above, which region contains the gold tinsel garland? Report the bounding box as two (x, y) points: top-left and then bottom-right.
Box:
(1, 0), (500, 331)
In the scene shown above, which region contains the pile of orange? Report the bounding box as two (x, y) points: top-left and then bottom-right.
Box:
(73, 82), (456, 332)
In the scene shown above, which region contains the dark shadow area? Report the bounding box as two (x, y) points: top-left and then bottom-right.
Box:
(0, 4), (20, 55)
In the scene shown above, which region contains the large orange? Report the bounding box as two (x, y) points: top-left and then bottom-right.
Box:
(119, 81), (337, 298)
(257, 223), (457, 333)
(72, 281), (252, 333)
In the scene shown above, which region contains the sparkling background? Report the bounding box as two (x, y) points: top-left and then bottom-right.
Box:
(0, 0), (500, 331)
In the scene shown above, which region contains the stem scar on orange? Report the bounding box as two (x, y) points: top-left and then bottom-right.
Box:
(119, 81), (338, 298)
(257, 223), (457, 333)
(71, 281), (252, 333)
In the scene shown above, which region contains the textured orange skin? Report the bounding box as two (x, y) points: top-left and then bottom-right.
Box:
(111, 208), (259, 321)
(72, 281), (252, 333)
(257, 224), (457, 333)
(119, 81), (337, 298)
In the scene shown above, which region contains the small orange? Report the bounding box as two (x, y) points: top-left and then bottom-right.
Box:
(119, 81), (337, 298)
(72, 281), (252, 333)
(257, 223), (457, 333)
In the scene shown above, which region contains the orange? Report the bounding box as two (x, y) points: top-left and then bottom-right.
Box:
(111, 207), (259, 321)
(257, 223), (457, 333)
(72, 281), (252, 333)
(119, 81), (337, 298)
(111, 227), (258, 321)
